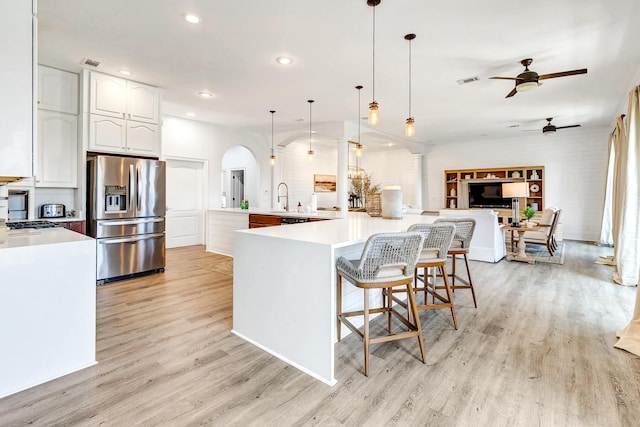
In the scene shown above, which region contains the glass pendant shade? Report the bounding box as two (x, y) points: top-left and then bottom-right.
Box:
(307, 149), (314, 160)
(269, 154), (276, 166)
(355, 143), (363, 157)
(368, 101), (379, 125)
(405, 117), (415, 137)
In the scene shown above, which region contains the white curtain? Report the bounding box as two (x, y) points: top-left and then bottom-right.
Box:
(614, 85), (640, 355)
(598, 130), (616, 246)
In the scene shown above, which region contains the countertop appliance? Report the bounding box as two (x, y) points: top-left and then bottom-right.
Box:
(39, 203), (65, 218)
(87, 155), (166, 284)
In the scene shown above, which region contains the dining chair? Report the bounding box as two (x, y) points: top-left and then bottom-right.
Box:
(513, 208), (561, 256)
(336, 231), (425, 377)
(434, 217), (478, 308)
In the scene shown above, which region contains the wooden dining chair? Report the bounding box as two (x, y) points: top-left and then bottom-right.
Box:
(513, 208), (561, 256)
(336, 231), (425, 377)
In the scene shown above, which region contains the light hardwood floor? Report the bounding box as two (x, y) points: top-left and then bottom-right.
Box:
(1, 242), (638, 426)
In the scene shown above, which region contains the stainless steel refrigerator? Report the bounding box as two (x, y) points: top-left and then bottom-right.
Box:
(87, 155), (166, 284)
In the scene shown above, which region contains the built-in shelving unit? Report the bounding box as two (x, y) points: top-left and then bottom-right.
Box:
(444, 166), (545, 221)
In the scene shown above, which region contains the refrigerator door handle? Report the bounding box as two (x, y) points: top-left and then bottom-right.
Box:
(99, 233), (165, 245)
(100, 218), (164, 226)
(129, 164), (134, 212)
(137, 164), (142, 214)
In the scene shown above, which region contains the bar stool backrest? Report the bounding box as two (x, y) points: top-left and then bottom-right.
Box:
(355, 232), (425, 281)
(407, 223), (455, 262)
(434, 218), (476, 249)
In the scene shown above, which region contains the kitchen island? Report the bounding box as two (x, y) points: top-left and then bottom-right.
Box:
(207, 208), (343, 256)
(0, 227), (96, 398)
(232, 212), (438, 385)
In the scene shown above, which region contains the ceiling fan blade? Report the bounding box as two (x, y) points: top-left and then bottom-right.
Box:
(505, 87), (518, 98)
(556, 124), (581, 130)
(538, 69), (587, 80)
(489, 76), (521, 81)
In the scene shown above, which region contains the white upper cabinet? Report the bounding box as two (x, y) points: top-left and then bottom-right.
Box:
(38, 65), (79, 114)
(89, 73), (127, 118)
(127, 81), (161, 124)
(0, 1), (33, 179)
(37, 110), (78, 188)
(87, 71), (161, 157)
(89, 71), (160, 124)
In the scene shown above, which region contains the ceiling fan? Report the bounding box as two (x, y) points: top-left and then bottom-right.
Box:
(541, 117), (581, 135)
(490, 58), (587, 98)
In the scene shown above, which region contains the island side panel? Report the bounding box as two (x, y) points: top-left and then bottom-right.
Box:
(233, 231), (335, 385)
(0, 238), (97, 398)
(207, 210), (249, 256)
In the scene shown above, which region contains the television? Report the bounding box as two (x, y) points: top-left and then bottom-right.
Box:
(468, 182), (512, 209)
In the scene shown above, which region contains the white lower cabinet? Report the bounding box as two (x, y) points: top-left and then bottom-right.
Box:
(88, 114), (159, 156)
(37, 110), (78, 187)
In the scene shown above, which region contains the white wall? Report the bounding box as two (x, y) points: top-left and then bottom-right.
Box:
(360, 149), (418, 206)
(162, 116), (270, 209)
(279, 140), (338, 209)
(423, 129), (610, 241)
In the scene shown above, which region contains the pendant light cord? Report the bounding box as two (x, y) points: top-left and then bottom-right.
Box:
(408, 37), (412, 118)
(372, 4), (376, 102)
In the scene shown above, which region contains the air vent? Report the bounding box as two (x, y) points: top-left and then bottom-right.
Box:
(80, 58), (101, 67)
(456, 76), (479, 85)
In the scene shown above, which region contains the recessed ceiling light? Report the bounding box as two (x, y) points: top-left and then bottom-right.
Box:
(198, 91), (214, 98)
(387, 142), (394, 147)
(118, 69), (132, 76)
(276, 56), (293, 65)
(184, 13), (201, 24)
(186, 112), (195, 117)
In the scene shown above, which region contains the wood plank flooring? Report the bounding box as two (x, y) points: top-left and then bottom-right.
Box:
(1, 242), (639, 426)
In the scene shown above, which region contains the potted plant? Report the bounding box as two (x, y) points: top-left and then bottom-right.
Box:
(522, 206), (536, 227)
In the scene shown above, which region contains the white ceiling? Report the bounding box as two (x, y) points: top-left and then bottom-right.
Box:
(37, 0), (640, 150)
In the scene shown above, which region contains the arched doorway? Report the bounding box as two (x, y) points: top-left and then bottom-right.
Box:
(221, 145), (259, 208)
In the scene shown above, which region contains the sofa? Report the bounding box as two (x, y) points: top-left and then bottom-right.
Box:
(438, 209), (506, 262)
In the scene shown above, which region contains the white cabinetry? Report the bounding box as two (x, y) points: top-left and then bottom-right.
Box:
(0, 2), (33, 179)
(37, 110), (78, 187)
(38, 65), (78, 114)
(87, 71), (161, 157)
(36, 66), (79, 188)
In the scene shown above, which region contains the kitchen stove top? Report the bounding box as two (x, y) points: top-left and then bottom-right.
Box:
(7, 220), (59, 230)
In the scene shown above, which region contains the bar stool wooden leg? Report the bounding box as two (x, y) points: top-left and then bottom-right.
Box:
(406, 282), (426, 364)
(440, 265), (458, 330)
(463, 253), (477, 308)
(363, 288), (370, 377)
(337, 274), (343, 342)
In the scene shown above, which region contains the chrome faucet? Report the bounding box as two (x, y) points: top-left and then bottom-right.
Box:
(277, 182), (289, 211)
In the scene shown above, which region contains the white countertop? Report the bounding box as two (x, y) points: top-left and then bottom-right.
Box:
(236, 211), (437, 248)
(1, 227), (94, 250)
(209, 207), (343, 220)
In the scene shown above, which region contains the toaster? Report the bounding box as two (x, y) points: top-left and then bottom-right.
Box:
(40, 204), (66, 218)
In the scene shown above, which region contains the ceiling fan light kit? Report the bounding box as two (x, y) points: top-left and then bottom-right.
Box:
(490, 58), (587, 98)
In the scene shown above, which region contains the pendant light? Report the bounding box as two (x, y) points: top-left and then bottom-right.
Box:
(405, 33), (416, 137)
(355, 85), (364, 157)
(269, 110), (276, 166)
(307, 100), (315, 160)
(367, 0), (381, 125)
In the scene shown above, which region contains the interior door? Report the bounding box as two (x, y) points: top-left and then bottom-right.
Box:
(166, 159), (205, 248)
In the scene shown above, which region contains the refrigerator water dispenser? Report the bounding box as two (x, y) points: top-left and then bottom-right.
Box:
(104, 186), (127, 212)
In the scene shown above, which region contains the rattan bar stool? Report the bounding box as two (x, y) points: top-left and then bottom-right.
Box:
(434, 217), (477, 308)
(336, 231), (425, 377)
(389, 223), (457, 329)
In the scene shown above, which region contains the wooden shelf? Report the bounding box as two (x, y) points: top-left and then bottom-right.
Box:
(443, 166), (545, 219)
